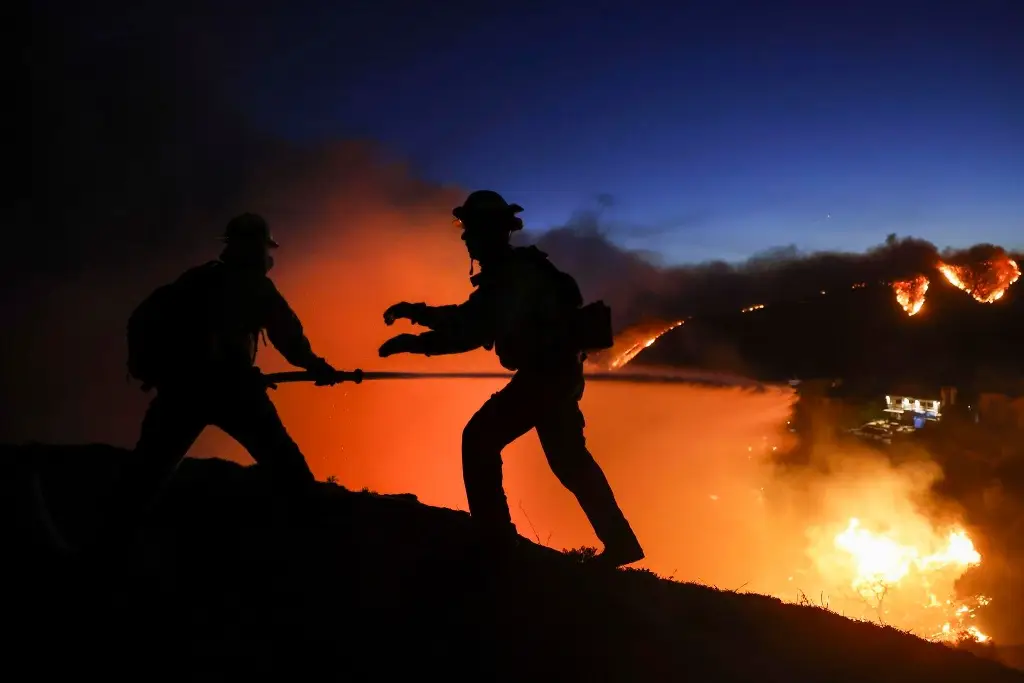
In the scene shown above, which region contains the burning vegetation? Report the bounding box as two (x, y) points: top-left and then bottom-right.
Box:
(825, 517), (989, 645)
(893, 276), (930, 316)
(586, 319), (684, 370)
(937, 255), (1021, 304)
(886, 251), (1019, 317)
(743, 431), (996, 650)
(545, 276), (1011, 652)
(610, 243), (1018, 322)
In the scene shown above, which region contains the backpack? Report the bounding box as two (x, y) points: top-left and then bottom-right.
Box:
(517, 247), (615, 353)
(126, 262), (221, 390)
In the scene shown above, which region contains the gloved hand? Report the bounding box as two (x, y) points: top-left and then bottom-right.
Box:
(383, 302), (425, 326)
(378, 333), (420, 358)
(308, 358), (339, 386)
(249, 367), (278, 390)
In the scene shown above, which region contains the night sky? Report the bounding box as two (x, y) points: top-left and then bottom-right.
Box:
(231, 0), (1024, 263)
(32, 0), (1022, 268)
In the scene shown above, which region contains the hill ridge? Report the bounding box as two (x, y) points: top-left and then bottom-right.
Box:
(4, 443), (1022, 681)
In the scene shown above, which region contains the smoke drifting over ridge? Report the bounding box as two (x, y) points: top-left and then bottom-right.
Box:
(527, 215), (1022, 329)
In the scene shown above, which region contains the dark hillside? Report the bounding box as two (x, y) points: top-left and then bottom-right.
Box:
(4, 443), (1022, 681)
(643, 279), (1024, 388)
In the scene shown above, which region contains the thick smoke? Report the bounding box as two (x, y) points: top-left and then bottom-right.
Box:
(527, 218), (1021, 327)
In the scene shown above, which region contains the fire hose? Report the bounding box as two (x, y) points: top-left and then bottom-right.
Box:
(261, 369), (778, 391)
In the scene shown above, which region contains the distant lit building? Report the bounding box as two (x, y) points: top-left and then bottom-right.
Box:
(884, 394), (941, 428)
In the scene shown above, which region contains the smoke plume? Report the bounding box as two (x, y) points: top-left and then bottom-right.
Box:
(526, 220), (1021, 327)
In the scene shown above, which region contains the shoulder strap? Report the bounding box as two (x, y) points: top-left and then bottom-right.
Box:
(171, 261), (224, 295)
(513, 246), (583, 308)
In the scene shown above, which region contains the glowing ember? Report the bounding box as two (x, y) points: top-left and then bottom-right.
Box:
(933, 596), (992, 644)
(828, 518), (988, 644)
(966, 626), (990, 643)
(937, 256), (1021, 303)
(892, 276), (929, 316)
(585, 319), (684, 370)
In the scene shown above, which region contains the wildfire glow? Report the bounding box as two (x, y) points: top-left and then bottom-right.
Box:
(835, 519), (980, 594)
(892, 275), (929, 316)
(937, 256), (1021, 304)
(741, 304), (765, 313)
(824, 517), (988, 644)
(587, 319), (685, 370)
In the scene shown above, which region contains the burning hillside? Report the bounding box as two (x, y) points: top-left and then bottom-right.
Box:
(586, 319), (684, 370)
(705, 434), (998, 650)
(887, 251), (1019, 317)
(893, 275), (930, 316)
(484, 317), (1004, 650)
(938, 254), (1021, 304)
(723, 250), (1019, 320)
(821, 517), (988, 644)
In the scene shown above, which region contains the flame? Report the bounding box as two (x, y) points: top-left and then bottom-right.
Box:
(826, 518), (988, 644)
(586, 319), (684, 370)
(741, 304), (765, 313)
(937, 256), (1020, 304)
(892, 276), (929, 316)
(835, 519), (980, 594)
(934, 598), (991, 645)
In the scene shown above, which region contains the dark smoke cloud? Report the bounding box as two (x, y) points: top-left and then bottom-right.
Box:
(527, 219), (1021, 330)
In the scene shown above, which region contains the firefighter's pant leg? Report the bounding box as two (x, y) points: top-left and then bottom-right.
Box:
(95, 392), (206, 545)
(461, 379), (537, 535)
(213, 388), (317, 522)
(535, 399), (640, 552)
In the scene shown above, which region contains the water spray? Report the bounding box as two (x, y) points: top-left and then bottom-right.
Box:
(263, 319), (785, 391)
(262, 368), (780, 392)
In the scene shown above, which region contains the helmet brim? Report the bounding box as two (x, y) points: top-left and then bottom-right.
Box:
(219, 237), (280, 248)
(452, 203), (524, 220)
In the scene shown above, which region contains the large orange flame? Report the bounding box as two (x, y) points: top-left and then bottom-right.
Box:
(827, 517), (989, 644)
(937, 256), (1021, 304)
(892, 275), (929, 316)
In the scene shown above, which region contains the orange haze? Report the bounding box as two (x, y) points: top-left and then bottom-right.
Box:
(8, 180), (995, 640)
(169, 206), (799, 590)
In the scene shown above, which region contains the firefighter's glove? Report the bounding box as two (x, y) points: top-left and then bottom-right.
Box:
(309, 358), (339, 386)
(251, 368), (278, 390)
(383, 302), (424, 326)
(378, 333), (420, 358)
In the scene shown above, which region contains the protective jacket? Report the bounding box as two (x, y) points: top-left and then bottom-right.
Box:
(128, 260), (326, 388)
(407, 246), (584, 371)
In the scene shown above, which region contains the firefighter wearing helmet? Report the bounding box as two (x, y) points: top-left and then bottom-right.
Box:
(379, 191), (644, 568)
(88, 213), (341, 557)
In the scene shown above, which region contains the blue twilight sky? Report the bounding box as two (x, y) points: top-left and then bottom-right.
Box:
(216, 0), (1022, 264)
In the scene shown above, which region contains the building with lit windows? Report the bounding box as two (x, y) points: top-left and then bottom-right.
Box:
(884, 394), (942, 428)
